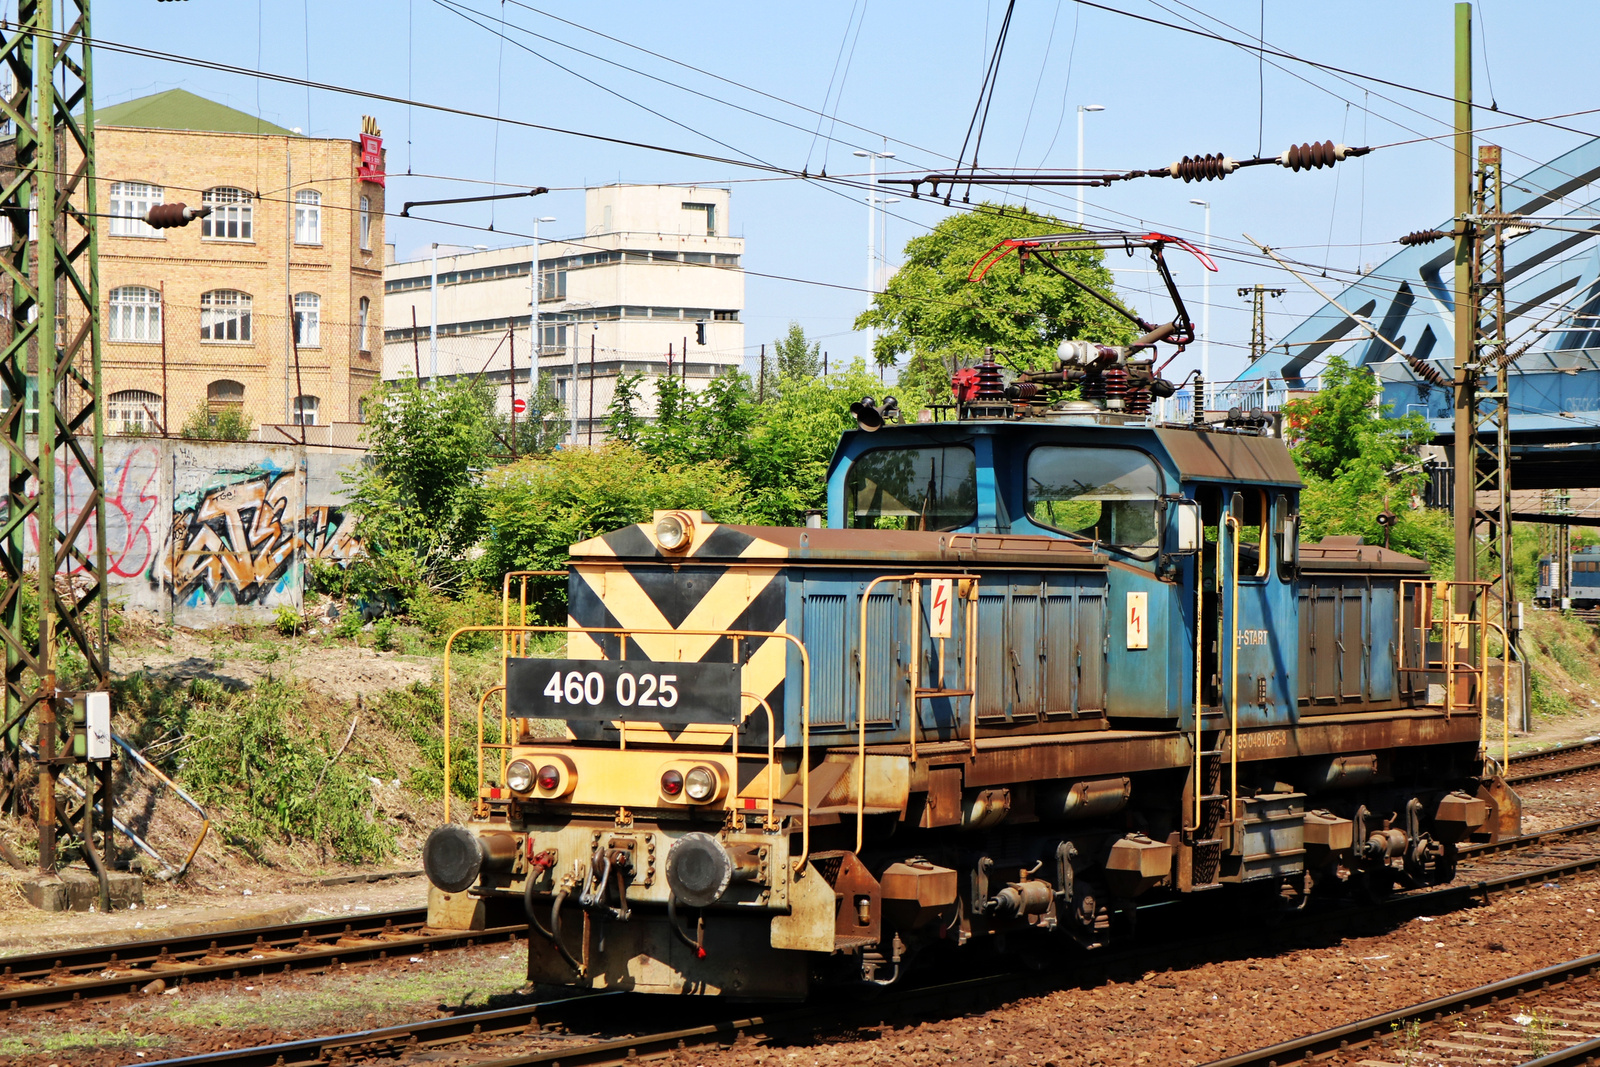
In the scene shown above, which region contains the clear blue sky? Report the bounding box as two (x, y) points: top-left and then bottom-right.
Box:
(94, 1), (1598, 385)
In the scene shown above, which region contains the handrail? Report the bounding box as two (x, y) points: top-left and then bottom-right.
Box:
(854, 572), (981, 853)
(740, 691), (778, 827)
(1486, 621), (1513, 769)
(500, 570), (569, 670)
(475, 685), (507, 798)
(1190, 522), (1206, 832)
(1224, 513), (1242, 815)
(441, 623), (814, 871)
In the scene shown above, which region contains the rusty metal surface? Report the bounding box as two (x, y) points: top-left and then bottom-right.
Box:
(1299, 536), (1431, 574)
(879, 711), (1483, 790)
(1154, 426), (1303, 486)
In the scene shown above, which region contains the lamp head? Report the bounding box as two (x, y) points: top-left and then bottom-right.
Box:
(1190, 198), (1209, 208)
(1081, 104), (1105, 113)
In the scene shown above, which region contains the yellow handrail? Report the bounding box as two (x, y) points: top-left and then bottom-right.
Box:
(741, 691), (779, 827)
(475, 685), (507, 797)
(1486, 620), (1513, 769)
(1190, 528), (1205, 833)
(854, 572), (981, 853)
(442, 623), (814, 871)
(1224, 513), (1242, 816)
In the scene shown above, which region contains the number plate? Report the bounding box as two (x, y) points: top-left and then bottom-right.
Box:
(505, 658), (742, 726)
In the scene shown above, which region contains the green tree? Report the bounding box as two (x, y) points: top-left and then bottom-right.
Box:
(344, 376), (499, 598)
(1284, 356), (1446, 562)
(772, 321), (821, 381)
(856, 203), (1135, 370)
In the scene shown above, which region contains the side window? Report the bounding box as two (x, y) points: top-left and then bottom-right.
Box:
(1234, 488), (1269, 579)
(1275, 493), (1298, 580)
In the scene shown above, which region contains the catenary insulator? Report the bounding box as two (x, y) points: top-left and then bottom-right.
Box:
(1277, 141), (1368, 171)
(1165, 153), (1238, 182)
(1399, 229), (1449, 246)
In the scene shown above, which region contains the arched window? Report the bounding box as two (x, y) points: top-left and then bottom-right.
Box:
(107, 389), (160, 433)
(207, 379), (244, 413)
(293, 292), (321, 348)
(201, 187), (252, 240)
(108, 182), (162, 238)
(293, 189), (322, 245)
(200, 289), (252, 342)
(107, 285), (161, 342)
(358, 296), (370, 352)
(293, 394), (320, 426)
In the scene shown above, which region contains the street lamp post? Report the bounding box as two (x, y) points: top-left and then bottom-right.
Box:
(1189, 198), (1212, 389)
(854, 147), (896, 355)
(1075, 104), (1105, 227)
(530, 215), (555, 418)
(429, 242), (439, 383)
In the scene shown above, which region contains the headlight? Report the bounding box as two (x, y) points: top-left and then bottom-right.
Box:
(654, 513), (689, 551)
(684, 766), (717, 801)
(505, 759), (534, 793)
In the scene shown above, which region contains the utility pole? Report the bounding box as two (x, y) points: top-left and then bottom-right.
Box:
(0, 0), (111, 878)
(429, 243), (440, 384)
(854, 147), (895, 355)
(1451, 1), (1475, 599)
(1238, 285), (1287, 361)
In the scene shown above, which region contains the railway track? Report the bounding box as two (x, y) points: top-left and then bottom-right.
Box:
(1509, 738), (1600, 786)
(1202, 951), (1600, 1066)
(5, 816), (1597, 1016)
(130, 842), (1600, 1067)
(0, 906), (525, 1012)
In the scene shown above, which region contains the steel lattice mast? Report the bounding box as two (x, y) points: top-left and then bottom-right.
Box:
(0, 0), (109, 871)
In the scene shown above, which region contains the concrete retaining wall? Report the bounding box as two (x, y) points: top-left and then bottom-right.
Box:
(33, 437), (363, 626)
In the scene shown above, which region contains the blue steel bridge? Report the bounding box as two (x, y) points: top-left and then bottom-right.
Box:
(1215, 136), (1600, 491)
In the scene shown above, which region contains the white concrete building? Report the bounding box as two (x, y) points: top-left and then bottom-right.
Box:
(382, 184), (744, 443)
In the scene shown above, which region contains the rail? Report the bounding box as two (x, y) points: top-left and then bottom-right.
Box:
(442, 623), (815, 871)
(1398, 578), (1497, 724)
(855, 572), (981, 852)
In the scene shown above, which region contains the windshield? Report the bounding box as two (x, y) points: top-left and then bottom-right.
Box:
(1026, 446), (1162, 550)
(845, 446), (977, 531)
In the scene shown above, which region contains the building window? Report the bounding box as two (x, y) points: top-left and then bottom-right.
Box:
(681, 201), (716, 236)
(294, 189), (322, 245)
(358, 397), (368, 423)
(539, 322), (567, 355)
(207, 379), (245, 413)
(358, 296), (370, 352)
(293, 394), (320, 426)
(359, 195), (371, 250)
(108, 389), (160, 433)
(108, 285), (161, 342)
(539, 267), (567, 301)
(201, 187), (252, 240)
(109, 182), (162, 238)
(293, 292), (321, 348)
(200, 289), (252, 342)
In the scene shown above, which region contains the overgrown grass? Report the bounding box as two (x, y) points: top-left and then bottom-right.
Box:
(114, 673), (393, 864)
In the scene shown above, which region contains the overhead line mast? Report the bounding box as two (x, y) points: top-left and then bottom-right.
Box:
(0, 0), (111, 877)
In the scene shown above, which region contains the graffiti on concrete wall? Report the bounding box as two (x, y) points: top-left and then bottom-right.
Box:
(155, 469), (362, 608)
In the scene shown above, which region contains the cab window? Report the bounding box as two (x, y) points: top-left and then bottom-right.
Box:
(1026, 446), (1161, 552)
(845, 445), (977, 531)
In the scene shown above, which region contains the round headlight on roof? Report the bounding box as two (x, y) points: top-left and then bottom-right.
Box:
(655, 512), (690, 551)
(505, 759), (534, 793)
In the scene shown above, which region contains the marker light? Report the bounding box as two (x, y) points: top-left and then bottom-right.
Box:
(684, 766), (717, 802)
(537, 764), (562, 792)
(506, 760), (534, 793)
(660, 769), (684, 797)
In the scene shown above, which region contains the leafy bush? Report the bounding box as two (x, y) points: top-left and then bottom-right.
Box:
(405, 586), (504, 651)
(478, 444), (748, 619)
(374, 682), (477, 800)
(373, 617), (397, 651)
(273, 603), (302, 636)
(333, 609), (363, 641)
(179, 402), (252, 442)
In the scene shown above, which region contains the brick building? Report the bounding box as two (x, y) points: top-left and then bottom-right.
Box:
(83, 89), (384, 440)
